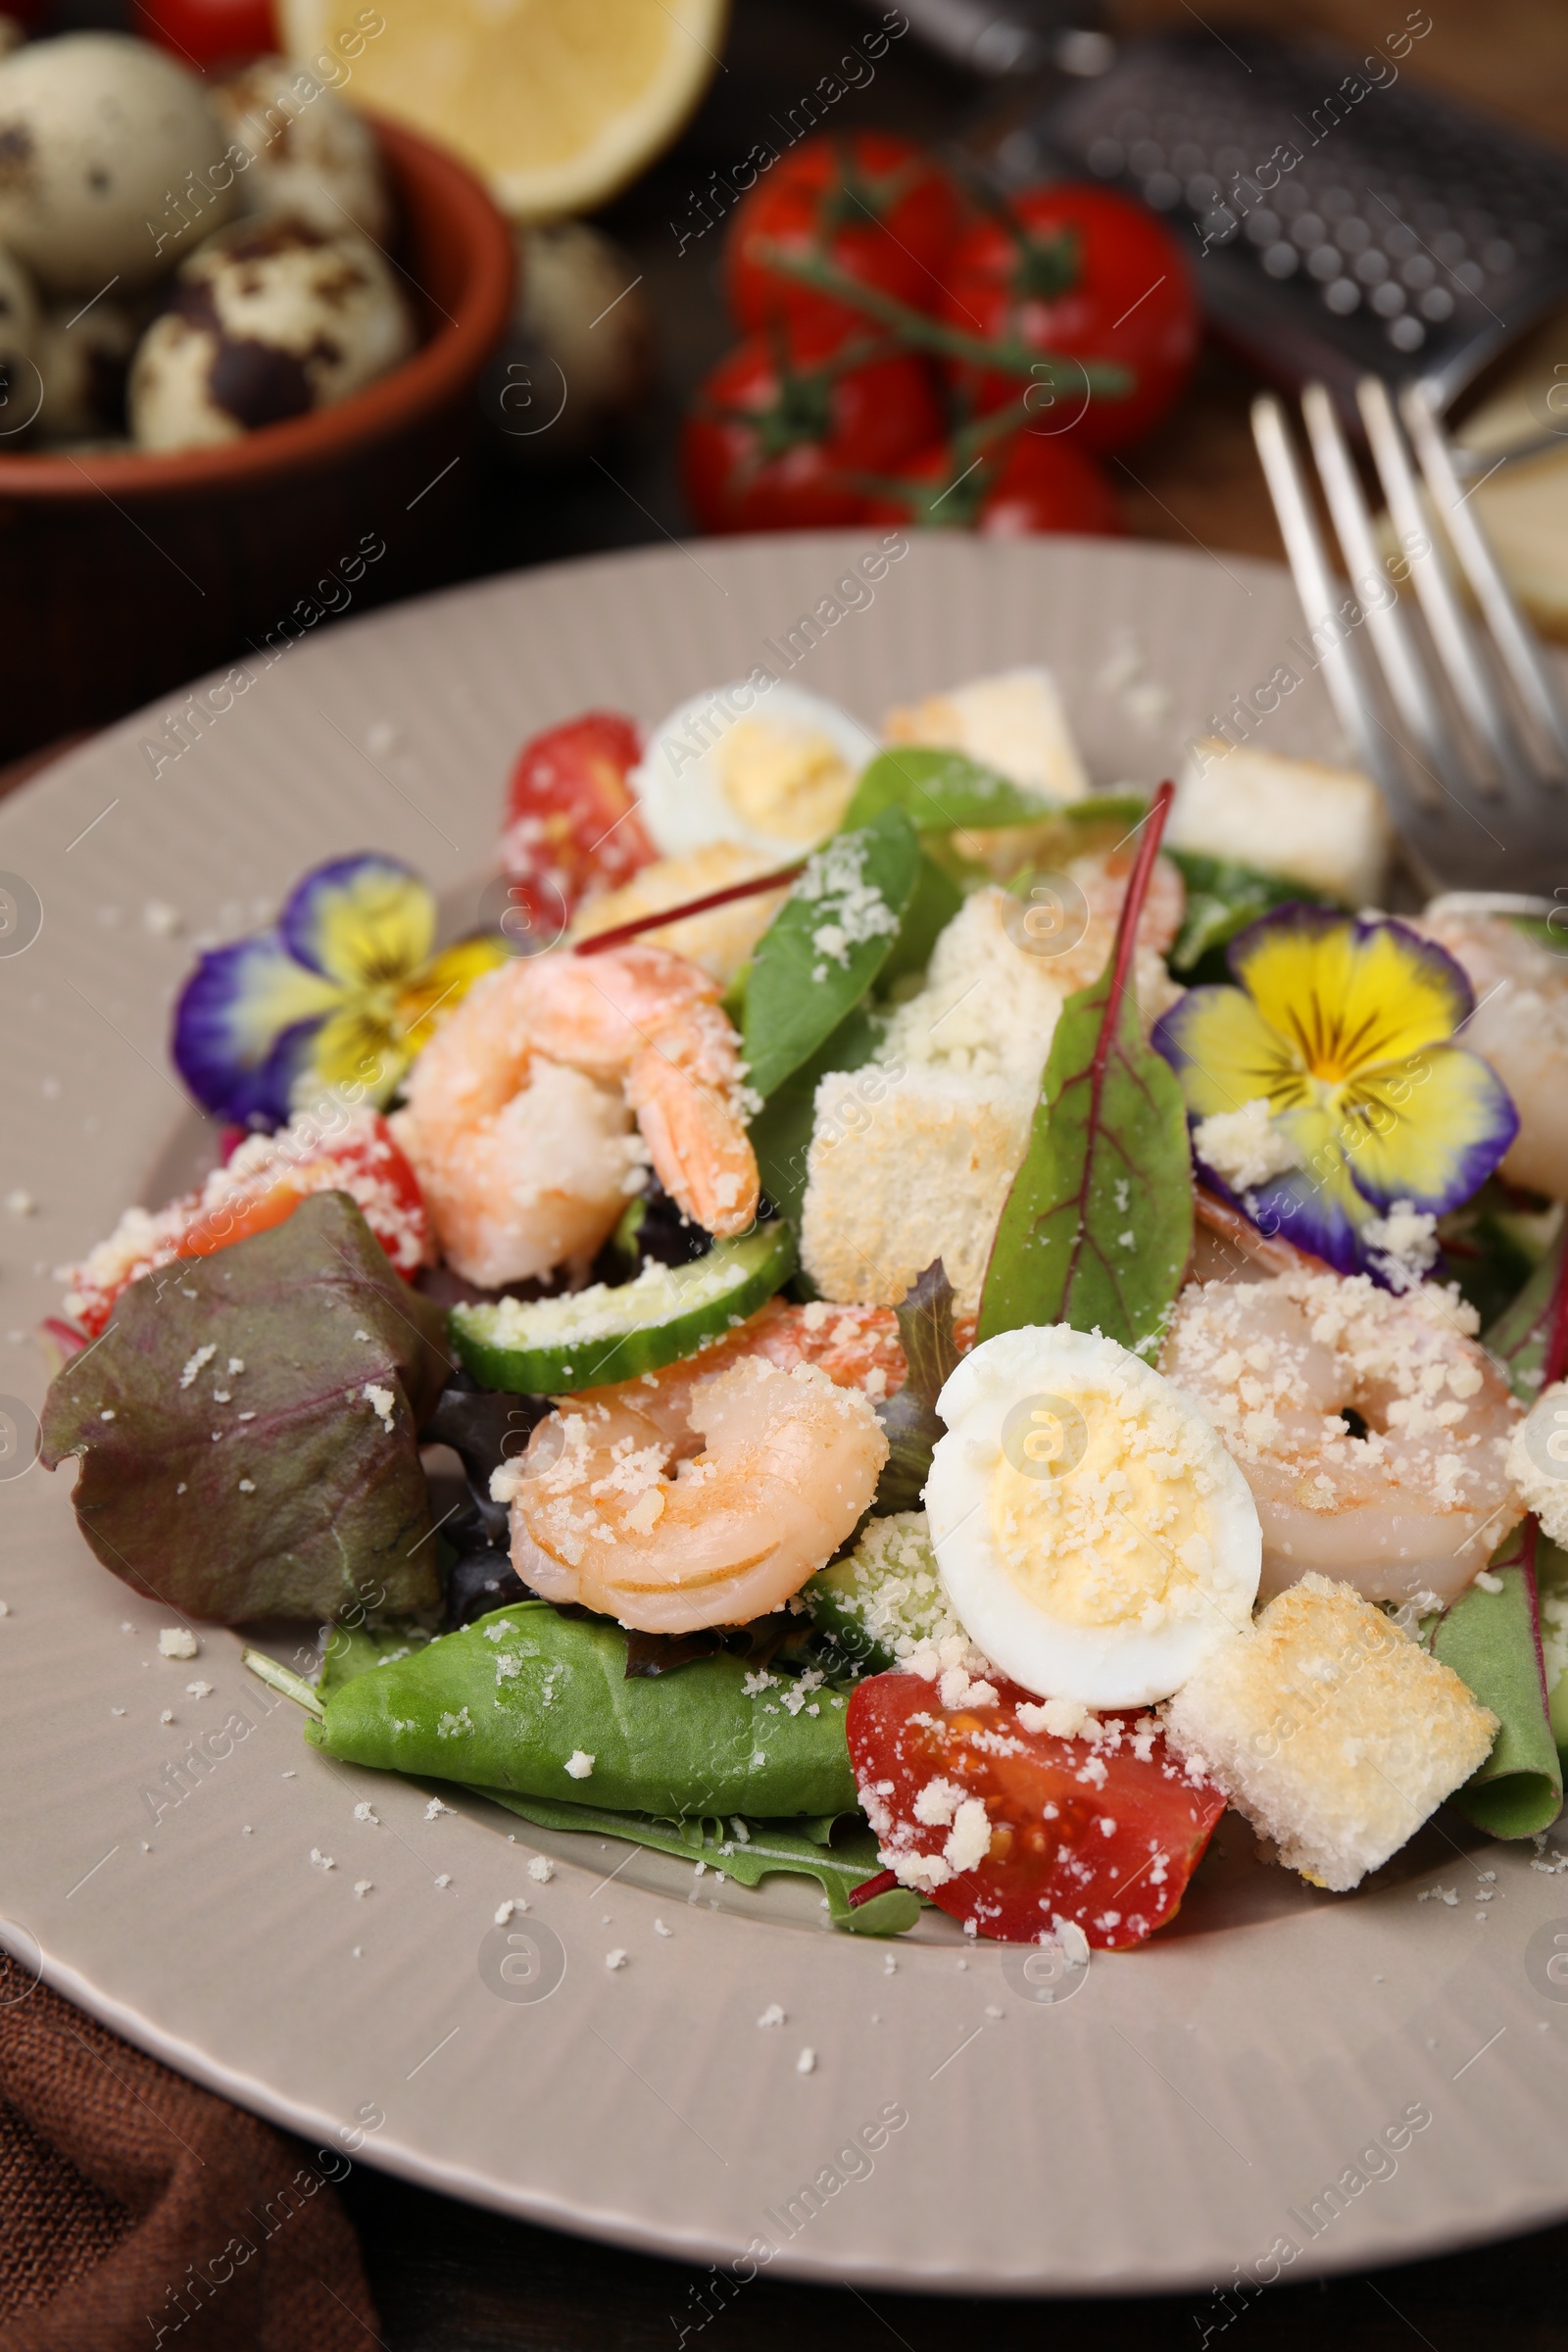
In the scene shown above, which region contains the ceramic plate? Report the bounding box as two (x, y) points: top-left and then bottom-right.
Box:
(3, 532), (1566, 2297)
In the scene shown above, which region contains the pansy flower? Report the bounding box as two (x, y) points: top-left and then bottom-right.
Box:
(1152, 905), (1518, 1282)
(173, 854), (508, 1128)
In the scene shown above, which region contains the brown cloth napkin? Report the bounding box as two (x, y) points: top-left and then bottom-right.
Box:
(0, 1960), (380, 2351)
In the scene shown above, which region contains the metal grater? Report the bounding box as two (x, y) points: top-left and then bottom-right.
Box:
(963, 26), (1568, 416)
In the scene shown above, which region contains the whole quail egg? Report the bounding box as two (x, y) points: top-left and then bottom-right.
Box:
(36, 297), (136, 440)
(128, 216), (415, 453)
(209, 56), (391, 244)
(0, 238), (39, 441)
(499, 220), (652, 463)
(0, 34), (239, 296)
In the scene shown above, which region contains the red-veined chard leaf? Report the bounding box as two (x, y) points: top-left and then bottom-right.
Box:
(976, 781), (1193, 1358)
(40, 1192), (451, 1622)
(874, 1258), (959, 1511)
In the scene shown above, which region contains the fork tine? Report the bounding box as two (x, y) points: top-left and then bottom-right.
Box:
(1299, 383), (1468, 801)
(1250, 393), (1414, 817)
(1358, 378), (1535, 798)
(1400, 380), (1568, 780)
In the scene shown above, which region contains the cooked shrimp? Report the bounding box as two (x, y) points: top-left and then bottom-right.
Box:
(392, 943), (760, 1288)
(1412, 898), (1568, 1200)
(496, 1355), (888, 1633)
(1163, 1264), (1523, 1604)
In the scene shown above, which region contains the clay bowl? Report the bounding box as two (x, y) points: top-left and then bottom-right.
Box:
(0, 114), (514, 761)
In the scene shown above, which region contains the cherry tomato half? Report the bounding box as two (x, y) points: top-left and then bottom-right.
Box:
(65, 1111), (430, 1339)
(500, 710), (656, 938)
(683, 328), (944, 534)
(725, 132), (968, 342)
(134, 0), (277, 69)
(863, 426), (1123, 536)
(939, 183), (1198, 454)
(847, 1671), (1225, 1948)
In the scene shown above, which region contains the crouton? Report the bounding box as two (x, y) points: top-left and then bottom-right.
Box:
(799, 883), (1177, 1311)
(883, 666), (1091, 800)
(800, 888), (1069, 1310)
(1168, 740), (1393, 908)
(802, 1063), (1034, 1312)
(1163, 1574), (1497, 1891)
(568, 843), (786, 983)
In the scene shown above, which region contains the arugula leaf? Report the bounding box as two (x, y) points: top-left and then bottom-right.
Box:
(39, 1193), (451, 1623)
(478, 1787), (920, 1936)
(307, 1599), (858, 1818)
(1165, 849), (1335, 979)
(1434, 1521), (1563, 1838)
(750, 1003), (882, 1236)
(1485, 1224), (1567, 1402)
(977, 785), (1193, 1357)
(874, 1260), (959, 1511)
(743, 808), (919, 1101)
(845, 747), (1054, 835)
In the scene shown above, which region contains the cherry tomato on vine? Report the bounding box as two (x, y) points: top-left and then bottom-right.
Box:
(863, 425), (1122, 536)
(683, 327), (944, 534)
(134, 0), (277, 67)
(499, 711), (655, 937)
(847, 1671), (1225, 1949)
(725, 132), (968, 342)
(939, 183), (1198, 453)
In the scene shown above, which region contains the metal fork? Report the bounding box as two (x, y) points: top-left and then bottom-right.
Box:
(1250, 376), (1568, 898)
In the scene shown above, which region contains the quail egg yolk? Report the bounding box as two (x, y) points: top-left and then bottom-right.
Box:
(713, 720), (856, 843)
(987, 1386), (1218, 1634)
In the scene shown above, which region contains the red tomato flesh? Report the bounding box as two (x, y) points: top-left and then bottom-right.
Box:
(500, 711), (656, 934)
(847, 1671), (1224, 1949)
(725, 132), (968, 342)
(62, 1110), (430, 1339)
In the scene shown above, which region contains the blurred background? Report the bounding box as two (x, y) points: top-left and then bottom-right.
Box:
(1, 0), (1567, 763)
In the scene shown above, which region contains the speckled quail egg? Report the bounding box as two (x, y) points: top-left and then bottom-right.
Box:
(498, 220), (652, 463)
(208, 56), (390, 244)
(128, 216), (415, 453)
(0, 34), (238, 296)
(0, 238), (39, 439)
(925, 1325), (1261, 1709)
(36, 296), (136, 440)
(631, 680), (879, 858)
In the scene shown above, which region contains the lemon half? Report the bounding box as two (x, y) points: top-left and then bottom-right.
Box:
(283, 0), (730, 220)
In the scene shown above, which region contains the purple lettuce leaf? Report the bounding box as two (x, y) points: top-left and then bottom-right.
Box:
(40, 1193), (452, 1622)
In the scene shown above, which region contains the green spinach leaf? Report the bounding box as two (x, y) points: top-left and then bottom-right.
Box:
(307, 1600), (858, 1817)
(1165, 849), (1335, 980)
(743, 808), (919, 1101)
(1434, 1521), (1563, 1838)
(40, 1193), (451, 1623)
(977, 788), (1192, 1357)
(876, 852), (963, 990)
(750, 1003), (882, 1235)
(479, 1788), (919, 1936)
(845, 747), (1054, 835)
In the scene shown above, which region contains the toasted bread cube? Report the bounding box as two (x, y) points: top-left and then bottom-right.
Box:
(801, 1062), (1033, 1313)
(569, 843), (785, 984)
(883, 666), (1090, 800)
(1163, 1574), (1497, 1890)
(1169, 740), (1393, 908)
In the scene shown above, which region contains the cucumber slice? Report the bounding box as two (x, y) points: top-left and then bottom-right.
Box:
(805, 1510), (962, 1674)
(450, 1224), (796, 1395)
